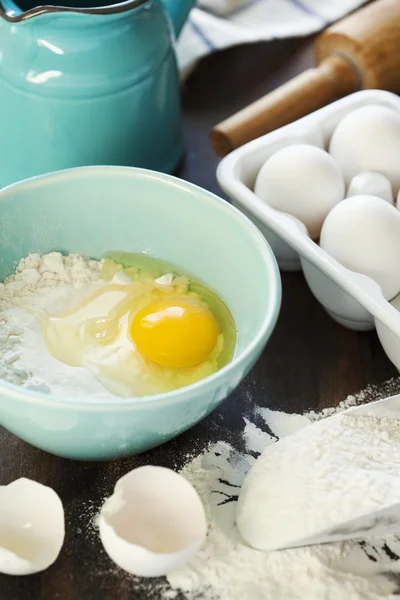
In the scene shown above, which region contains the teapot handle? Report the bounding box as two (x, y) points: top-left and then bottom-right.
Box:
(162, 0), (195, 37)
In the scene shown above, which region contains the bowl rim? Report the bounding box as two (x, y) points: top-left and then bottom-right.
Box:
(0, 165), (282, 410)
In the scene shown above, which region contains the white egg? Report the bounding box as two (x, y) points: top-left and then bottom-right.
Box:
(254, 144), (345, 239)
(0, 478), (64, 575)
(320, 195), (400, 300)
(347, 172), (393, 204)
(99, 466), (207, 577)
(396, 189), (400, 210)
(329, 105), (400, 195)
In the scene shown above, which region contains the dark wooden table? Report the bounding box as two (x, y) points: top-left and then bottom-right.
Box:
(0, 36), (396, 600)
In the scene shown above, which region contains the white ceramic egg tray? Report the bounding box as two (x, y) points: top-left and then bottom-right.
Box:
(217, 90), (400, 371)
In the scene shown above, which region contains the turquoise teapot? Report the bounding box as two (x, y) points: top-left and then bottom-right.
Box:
(0, 0), (194, 187)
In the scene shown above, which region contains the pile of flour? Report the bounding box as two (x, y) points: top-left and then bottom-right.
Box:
(237, 410), (400, 552)
(0, 252), (116, 399)
(162, 381), (400, 600)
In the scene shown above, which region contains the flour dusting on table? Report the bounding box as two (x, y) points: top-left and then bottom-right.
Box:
(164, 379), (400, 600)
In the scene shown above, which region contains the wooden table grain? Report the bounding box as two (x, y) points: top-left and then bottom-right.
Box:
(0, 36), (396, 600)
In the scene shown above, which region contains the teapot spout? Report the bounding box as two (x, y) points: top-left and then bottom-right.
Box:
(162, 0), (195, 37)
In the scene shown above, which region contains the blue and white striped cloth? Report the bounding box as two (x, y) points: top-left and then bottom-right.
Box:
(177, 0), (367, 78)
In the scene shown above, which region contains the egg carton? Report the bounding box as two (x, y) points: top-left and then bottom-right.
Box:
(217, 90), (400, 371)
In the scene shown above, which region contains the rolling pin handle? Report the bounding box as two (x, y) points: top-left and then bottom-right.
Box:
(210, 55), (359, 156)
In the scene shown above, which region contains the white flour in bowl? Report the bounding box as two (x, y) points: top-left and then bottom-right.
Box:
(0, 252), (116, 399)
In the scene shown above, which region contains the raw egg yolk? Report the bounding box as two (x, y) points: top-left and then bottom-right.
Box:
(130, 299), (219, 368)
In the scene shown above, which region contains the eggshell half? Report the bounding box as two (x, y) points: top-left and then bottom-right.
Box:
(99, 466), (207, 577)
(0, 478), (65, 575)
(320, 195), (400, 301)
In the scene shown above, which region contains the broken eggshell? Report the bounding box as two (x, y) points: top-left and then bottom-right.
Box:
(99, 466), (207, 577)
(0, 478), (65, 575)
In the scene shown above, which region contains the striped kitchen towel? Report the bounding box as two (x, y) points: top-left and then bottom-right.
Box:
(177, 0), (367, 78)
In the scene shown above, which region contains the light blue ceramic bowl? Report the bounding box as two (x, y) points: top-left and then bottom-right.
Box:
(0, 167), (281, 460)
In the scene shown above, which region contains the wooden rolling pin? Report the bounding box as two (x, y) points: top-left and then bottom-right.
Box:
(211, 0), (400, 156)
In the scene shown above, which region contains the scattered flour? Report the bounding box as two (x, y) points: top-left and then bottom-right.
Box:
(164, 381), (400, 600)
(256, 405), (311, 437)
(242, 418), (273, 453)
(307, 391), (367, 421)
(0, 252), (116, 399)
